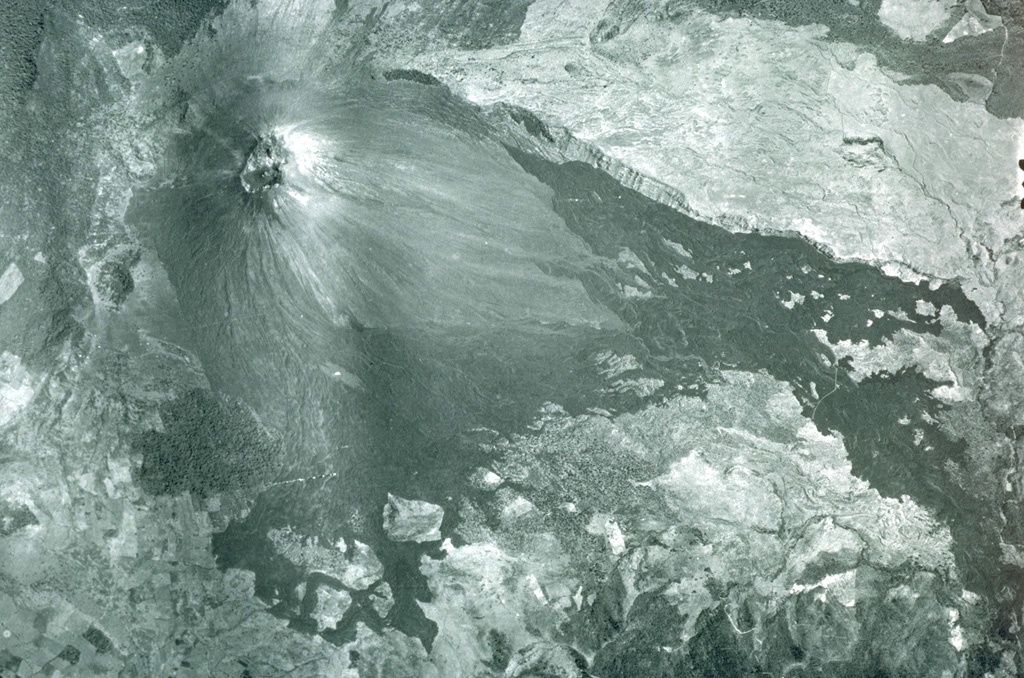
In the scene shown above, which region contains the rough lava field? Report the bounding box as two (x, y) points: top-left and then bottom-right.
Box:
(0, 0), (1022, 676)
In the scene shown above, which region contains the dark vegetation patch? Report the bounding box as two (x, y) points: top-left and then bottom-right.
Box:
(38, 251), (87, 357)
(57, 645), (80, 665)
(96, 261), (135, 306)
(96, 247), (141, 308)
(71, 0), (231, 59)
(0, 500), (39, 536)
(0, 0), (45, 108)
(382, 69), (442, 86)
(134, 388), (283, 497)
(82, 626), (113, 654)
(498, 103), (556, 142)
(432, 0), (535, 49)
(0, 649), (23, 673)
(485, 629), (513, 671)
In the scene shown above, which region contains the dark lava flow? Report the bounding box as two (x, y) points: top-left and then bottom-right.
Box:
(129, 64), (993, 647)
(507, 146), (1005, 641)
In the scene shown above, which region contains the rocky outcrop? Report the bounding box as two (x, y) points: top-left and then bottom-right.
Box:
(383, 494), (444, 543)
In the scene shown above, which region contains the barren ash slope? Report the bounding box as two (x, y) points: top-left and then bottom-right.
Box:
(0, 0), (1021, 676)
